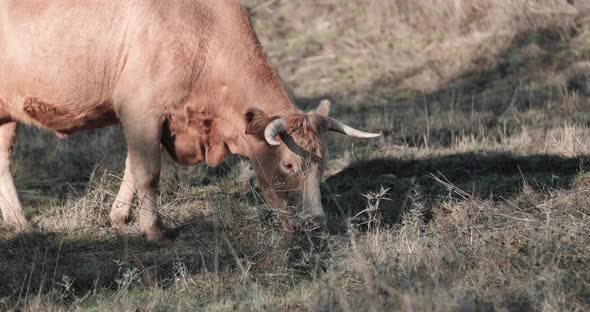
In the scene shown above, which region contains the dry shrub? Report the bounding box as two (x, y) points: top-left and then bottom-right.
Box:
(317, 179), (589, 311)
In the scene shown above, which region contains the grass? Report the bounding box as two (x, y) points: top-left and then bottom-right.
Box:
(2, 0), (590, 311)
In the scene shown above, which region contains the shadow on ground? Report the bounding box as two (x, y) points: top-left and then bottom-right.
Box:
(323, 153), (590, 231)
(0, 211), (328, 300)
(0, 220), (244, 300)
(1, 151), (587, 300)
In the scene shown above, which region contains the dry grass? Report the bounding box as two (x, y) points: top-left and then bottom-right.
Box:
(1, 1), (590, 311)
(247, 0), (580, 97)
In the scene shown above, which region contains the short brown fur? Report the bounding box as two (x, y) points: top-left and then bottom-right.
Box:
(0, 0), (376, 239)
(23, 97), (118, 135)
(284, 113), (326, 154)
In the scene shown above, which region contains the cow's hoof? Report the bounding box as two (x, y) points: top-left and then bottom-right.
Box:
(109, 212), (133, 227)
(144, 228), (164, 241)
(144, 226), (177, 245)
(110, 219), (131, 232)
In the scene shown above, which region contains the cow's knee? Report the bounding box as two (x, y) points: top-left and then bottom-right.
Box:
(110, 201), (133, 227)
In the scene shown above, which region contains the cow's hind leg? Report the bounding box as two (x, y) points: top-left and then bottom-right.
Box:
(0, 122), (28, 229)
(110, 155), (136, 227)
(121, 116), (167, 241)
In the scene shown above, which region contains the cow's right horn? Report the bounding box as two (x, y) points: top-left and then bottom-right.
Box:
(264, 119), (286, 145)
(327, 118), (382, 138)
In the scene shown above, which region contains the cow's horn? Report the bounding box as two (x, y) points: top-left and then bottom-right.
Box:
(264, 119), (286, 145)
(327, 118), (382, 138)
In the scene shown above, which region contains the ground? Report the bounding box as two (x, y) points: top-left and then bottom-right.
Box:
(1, 1), (590, 311)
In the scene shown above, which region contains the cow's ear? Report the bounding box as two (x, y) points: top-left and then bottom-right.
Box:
(245, 108), (270, 138)
(315, 99), (331, 117)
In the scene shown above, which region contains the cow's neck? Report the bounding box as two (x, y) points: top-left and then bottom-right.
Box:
(197, 37), (297, 159)
(185, 3), (298, 162)
(217, 75), (296, 160)
(209, 4), (297, 117)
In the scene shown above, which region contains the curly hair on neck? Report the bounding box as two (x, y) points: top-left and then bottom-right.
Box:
(283, 113), (326, 154)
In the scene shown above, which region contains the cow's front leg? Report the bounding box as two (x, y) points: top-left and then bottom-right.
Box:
(110, 155), (136, 227)
(122, 117), (165, 241)
(0, 122), (28, 230)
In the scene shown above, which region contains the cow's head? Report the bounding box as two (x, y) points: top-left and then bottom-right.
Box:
(246, 100), (381, 231)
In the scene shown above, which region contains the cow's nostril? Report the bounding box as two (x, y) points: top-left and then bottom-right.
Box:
(282, 161), (294, 174)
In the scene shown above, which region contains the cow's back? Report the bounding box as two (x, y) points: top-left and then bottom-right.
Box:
(0, 0), (217, 134)
(0, 0), (265, 137)
(0, 1), (133, 131)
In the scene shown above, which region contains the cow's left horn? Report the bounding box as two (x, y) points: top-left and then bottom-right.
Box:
(264, 119), (286, 145)
(327, 118), (382, 138)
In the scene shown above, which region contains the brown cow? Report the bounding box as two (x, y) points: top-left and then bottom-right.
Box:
(0, 0), (380, 240)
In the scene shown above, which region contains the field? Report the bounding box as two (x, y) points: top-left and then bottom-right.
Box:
(2, 0), (590, 311)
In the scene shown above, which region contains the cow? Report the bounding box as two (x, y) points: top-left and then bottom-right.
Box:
(0, 0), (380, 241)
